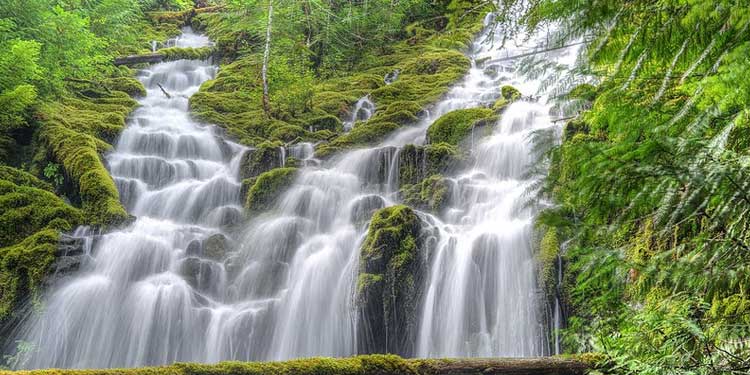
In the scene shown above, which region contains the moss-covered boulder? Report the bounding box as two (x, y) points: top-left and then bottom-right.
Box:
(357, 205), (426, 356)
(400, 174), (452, 213)
(239, 141), (285, 180)
(244, 167), (298, 213)
(398, 143), (463, 185)
(102, 77), (147, 97)
(0, 170), (84, 324)
(501, 85), (522, 101)
(426, 108), (493, 146)
(492, 85), (523, 113)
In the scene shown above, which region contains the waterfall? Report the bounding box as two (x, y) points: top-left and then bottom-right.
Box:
(343, 96), (376, 131)
(10, 15), (581, 369)
(12, 28), (247, 369)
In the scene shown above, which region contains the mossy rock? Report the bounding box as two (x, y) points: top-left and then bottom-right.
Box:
(0, 229), (61, 323)
(538, 226), (560, 301)
(0, 179), (83, 247)
(400, 174), (452, 213)
(244, 167), (298, 213)
(305, 114), (343, 133)
(357, 205), (426, 355)
(0, 166), (53, 192)
(398, 143), (463, 185)
(426, 107), (494, 146)
(0, 173), (84, 323)
(30, 78), (142, 228)
(501, 85), (522, 101)
(239, 141), (285, 180)
(102, 77), (147, 97)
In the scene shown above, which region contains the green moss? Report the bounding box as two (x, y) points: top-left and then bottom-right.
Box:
(538, 226), (560, 300)
(239, 141), (284, 180)
(357, 205), (424, 354)
(305, 114), (343, 133)
(0, 179), (83, 247)
(0, 166), (53, 192)
(0, 229), (61, 323)
(426, 108), (493, 146)
(192, 10), (476, 157)
(102, 77), (147, 97)
(398, 143), (462, 186)
(0, 173), (83, 322)
(35, 82), (140, 227)
(501, 85), (522, 101)
(160, 47), (214, 61)
(400, 174), (451, 213)
(244, 167), (298, 213)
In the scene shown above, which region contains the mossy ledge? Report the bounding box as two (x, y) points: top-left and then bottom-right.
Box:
(0, 167), (84, 323)
(35, 80), (143, 227)
(426, 107), (494, 146)
(0, 355), (594, 375)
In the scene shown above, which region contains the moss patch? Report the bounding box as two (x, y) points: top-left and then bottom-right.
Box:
(398, 143), (463, 186)
(426, 108), (493, 146)
(400, 174), (451, 214)
(244, 167), (297, 213)
(190, 2), (490, 158)
(36, 83), (139, 227)
(0, 169), (84, 322)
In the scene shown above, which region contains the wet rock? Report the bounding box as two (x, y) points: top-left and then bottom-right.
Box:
(356, 205), (428, 356)
(349, 194), (387, 227)
(186, 239), (202, 256)
(239, 141), (284, 180)
(203, 233), (229, 261)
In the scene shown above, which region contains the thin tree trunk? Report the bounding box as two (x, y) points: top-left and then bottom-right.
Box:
(262, 0), (273, 118)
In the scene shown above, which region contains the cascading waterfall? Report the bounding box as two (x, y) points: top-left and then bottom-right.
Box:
(343, 96), (376, 131)
(11, 14), (581, 369)
(13, 28), (248, 369)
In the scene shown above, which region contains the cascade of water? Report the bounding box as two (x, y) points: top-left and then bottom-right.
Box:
(12, 28), (247, 369)
(10, 14), (581, 369)
(343, 96), (376, 131)
(288, 142), (319, 167)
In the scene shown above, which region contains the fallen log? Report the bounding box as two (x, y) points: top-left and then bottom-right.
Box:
(114, 53), (165, 66)
(414, 357), (590, 375)
(0, 355), (594, 375)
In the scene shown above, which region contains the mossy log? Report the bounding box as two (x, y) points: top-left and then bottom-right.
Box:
(114, 47), (213, 66)
(0, 355), (591, 374)
(114, 53), (166, 66)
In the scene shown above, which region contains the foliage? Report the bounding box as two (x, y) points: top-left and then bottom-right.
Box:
(522, 0), (750, 372)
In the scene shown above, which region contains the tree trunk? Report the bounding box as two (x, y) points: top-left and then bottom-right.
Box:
(261, 0), (273, 118)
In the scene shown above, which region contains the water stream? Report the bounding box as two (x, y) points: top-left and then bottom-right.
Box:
(11, 15), (580, 368)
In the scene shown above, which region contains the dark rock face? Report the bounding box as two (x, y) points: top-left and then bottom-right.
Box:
(356, 205), (428, 356)
(48, 232), (97, 286)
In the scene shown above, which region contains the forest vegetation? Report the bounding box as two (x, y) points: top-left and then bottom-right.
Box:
(1, 0), (749, 374)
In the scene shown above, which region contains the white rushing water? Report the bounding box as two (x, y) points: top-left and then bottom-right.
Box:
(11, 14), (581, 368)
